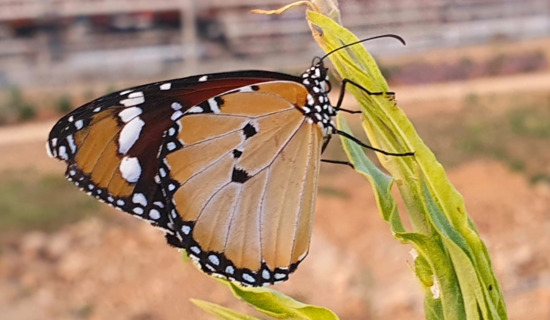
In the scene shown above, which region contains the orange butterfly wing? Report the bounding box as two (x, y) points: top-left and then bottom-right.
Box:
(159, 82), (323, 285)
(46, 72), (303, 233)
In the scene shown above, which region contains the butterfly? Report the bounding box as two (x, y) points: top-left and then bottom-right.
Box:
(46, 34), (411, 287)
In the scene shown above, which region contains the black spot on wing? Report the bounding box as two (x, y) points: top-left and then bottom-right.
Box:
(232, 149), (243, 158)
(231, 167), (251, 183)
(197, 96), (225, 113)
(243, 123), (257, 139)
(214, 96), (224, 107)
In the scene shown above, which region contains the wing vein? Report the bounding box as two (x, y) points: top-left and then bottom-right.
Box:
(243, 118), (307, 181)
(257, 165), (271, 268)
(222, 184), (245, 255)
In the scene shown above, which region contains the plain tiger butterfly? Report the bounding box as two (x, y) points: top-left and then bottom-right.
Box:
(46, 34), (412, 287)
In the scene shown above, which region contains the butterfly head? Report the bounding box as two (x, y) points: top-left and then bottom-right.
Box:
(304, 58), (331, 92)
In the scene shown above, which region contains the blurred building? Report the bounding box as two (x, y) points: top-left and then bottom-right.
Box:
(0, 0), (549, 87)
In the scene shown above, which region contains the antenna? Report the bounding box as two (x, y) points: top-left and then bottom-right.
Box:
(319, 34), (406, 62)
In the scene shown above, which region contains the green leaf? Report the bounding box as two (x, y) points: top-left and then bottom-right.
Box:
(336, 116), (405, 232)
(219, 279), (339, 320)
(306, 9), (508, 320)
(191, 299), (260, 320)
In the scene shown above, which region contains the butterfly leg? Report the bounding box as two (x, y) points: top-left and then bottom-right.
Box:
(337, 108), (361, 114)
(330, 79), (414, 157)
(332, 128), (414, 156)
(334, 78), (395, 112)
(321, 159), (355, 169)
(321, 135), (332, 153)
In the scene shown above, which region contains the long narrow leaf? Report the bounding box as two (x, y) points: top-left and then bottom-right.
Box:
(191, 299), (261, 320)
(306, 8), (507, 320)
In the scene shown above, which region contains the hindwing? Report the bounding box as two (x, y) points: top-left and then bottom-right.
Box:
(157, 81), (323, 286)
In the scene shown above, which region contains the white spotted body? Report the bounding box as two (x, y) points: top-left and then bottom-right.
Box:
(298, 63), (337, 136)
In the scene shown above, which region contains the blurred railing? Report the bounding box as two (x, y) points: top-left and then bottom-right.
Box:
(0, 0), (549, 87)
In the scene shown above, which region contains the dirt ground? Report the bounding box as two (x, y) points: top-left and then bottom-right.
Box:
(1, 43), (550, 319)
(1, 150), (549, 319)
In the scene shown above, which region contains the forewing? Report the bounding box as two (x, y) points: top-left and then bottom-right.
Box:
(46, 71), (300, 232)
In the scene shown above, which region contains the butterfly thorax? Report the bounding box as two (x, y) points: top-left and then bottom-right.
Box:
(299, 62), (336, 136)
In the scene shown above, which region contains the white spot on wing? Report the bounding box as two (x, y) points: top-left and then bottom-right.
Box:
(58, 146), (68, 160)
(128, 91), (143, 98)
(120, 92), (144, 107)
(159, 167), (167, 177)
(160, 83), (172, 90)
(182, 225), (191, 234)
(75, 120), (84, 130)
(187, 106), (203, 113)
(237, 86), (254, 93)
(119, 156), (141, 183)
(190, 246), (201, 254)
(207, 98), (221, 113)
(118, 107), (143, 123)
(208, 255), (220, 265)
(166, 142), (177, 151)
(171, 102), (183, 110)
(118, 117), (145, 154)
(149, 209), (161, 220)
(132, 193), (148, 206)
(171, 110), (183, 121)
(198, 75), (208, 82)
(274, 273), (286, 280)
(66, 134), (77, 153)
(242, 273), (255, 283)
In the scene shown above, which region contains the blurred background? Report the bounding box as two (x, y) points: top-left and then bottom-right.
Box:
(1, 0), (550, 319)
